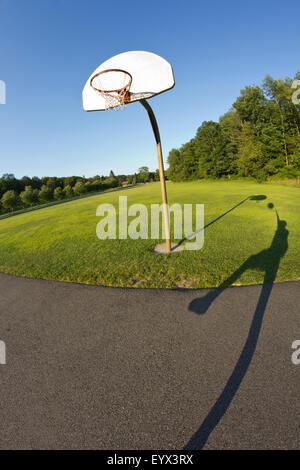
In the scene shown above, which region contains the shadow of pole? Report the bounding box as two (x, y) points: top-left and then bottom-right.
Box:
(177, 195), (267, 247)
(184, 210), (288, 450)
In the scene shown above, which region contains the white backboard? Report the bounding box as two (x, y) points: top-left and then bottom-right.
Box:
(82, 50), (175, 111)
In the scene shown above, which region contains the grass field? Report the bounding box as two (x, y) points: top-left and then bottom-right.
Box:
(0, 181), (299, 288)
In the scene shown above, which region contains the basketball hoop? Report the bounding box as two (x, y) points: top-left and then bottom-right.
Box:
(83, 51), (176, 253)
(90, 69), (132, 110)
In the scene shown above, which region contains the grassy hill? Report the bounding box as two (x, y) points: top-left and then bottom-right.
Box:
(0, 181), (299, 288)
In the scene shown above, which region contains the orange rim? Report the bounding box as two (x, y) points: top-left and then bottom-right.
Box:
(90, 69), (132, 95)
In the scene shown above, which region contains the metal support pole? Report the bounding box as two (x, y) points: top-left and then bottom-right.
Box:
(140, 99), (171, 253)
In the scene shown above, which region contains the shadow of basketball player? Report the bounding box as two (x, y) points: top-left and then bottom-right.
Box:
(185, 209), (288, 450)
(189, 210), (288, 315)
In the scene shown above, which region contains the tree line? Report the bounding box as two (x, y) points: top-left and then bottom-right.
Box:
(0, 167), (159, 214)
(167, 74), (300, 182)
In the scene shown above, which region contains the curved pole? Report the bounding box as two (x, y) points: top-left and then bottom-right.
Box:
(140, 99), (171, 253)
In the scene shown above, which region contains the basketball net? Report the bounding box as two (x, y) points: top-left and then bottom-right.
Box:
(90, 69), (132, 110)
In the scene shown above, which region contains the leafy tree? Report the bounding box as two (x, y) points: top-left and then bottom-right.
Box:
(106, 169), (119, 188)
(1, 190), (19, 212)
(0, 173), (20, 196)
(39, 185), (53, 202)
(194, 121), (227, 178)
(73, 181), (86, 195)
(63, 185), (73, 198)
(20, 186), (38, 206)
(104, 177), (119, 189)
(138, 166), (150, 183)
(64, 176), (76, 187)
(32, 189), (39, 204)
(291, 137), (300, 169)
(2, 173), (15, 180)
(31, 176), (41, 190)
(262, 76), (289, 166)
(167, 72), (300, 182)
(46, 178), (56, 190)
(154, 169), (160, 182)
(21, 176), (32, 189)
(237, 123), (265, 177)
(219, 110), (242, 174)
(181, 140), (198, 179)
(167, 149), (184, 181)
(53, 187), (64, 200)
(233, 86), (267, 126)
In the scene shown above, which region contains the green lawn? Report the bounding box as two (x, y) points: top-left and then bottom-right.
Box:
(0, 181), (299, 288)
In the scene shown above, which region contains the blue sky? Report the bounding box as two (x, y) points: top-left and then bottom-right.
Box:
(0, 0), (299, 178)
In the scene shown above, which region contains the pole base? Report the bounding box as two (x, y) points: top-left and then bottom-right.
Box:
(153, 242), (185, 254)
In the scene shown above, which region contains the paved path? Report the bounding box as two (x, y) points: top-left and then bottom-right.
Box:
(0, 272), (299, 449)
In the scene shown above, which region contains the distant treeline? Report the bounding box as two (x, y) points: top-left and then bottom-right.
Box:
(0, 167), (159, 214)
(167, 74), (300, 182)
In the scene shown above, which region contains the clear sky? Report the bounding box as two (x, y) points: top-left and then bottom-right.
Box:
(0, 0), (299, 178)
